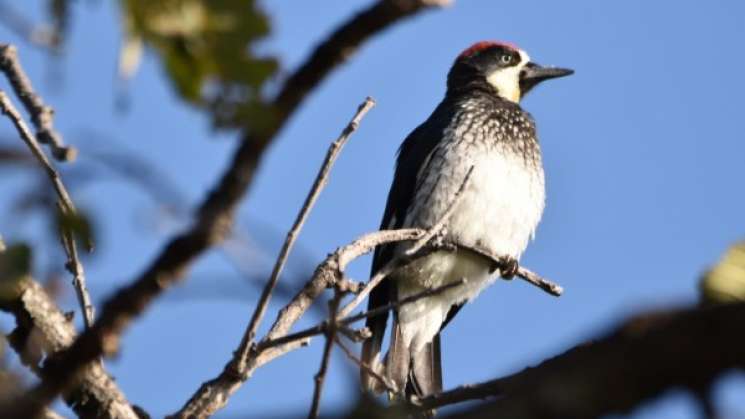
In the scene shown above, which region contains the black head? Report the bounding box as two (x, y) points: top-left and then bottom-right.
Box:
(447, 41), (573, 102)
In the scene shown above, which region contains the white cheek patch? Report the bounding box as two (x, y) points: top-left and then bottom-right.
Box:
(486, 49), (531, 103)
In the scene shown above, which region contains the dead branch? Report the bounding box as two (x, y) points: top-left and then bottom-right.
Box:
(172, 97), (375, 417)
(173, 228), (556, 417)
(7, 3), (449, 416)
(0, 90), (95, 329)
(0, 277), (139, 419)
(238, 97), (375, 366)
(403, 303), (745, 419)
(172, 227), (424, 418)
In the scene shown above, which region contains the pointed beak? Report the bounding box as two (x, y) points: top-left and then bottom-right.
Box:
(520, 62), (573, 93)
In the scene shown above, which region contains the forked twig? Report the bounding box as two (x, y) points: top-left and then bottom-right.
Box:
(172, 98), (378, 418)
(234, 97), (375, 373)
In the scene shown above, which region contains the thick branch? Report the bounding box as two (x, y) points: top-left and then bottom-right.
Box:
(0, 277), (139, 419)
(407, 303), (745, 419)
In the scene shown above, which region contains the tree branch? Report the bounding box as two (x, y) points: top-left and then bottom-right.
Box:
(237, 97), (374, 368)
(0, 277), (139, 419)
(171, 97), (374, 417)
(0, 90), (95, 330)
(405, 303), (745, 419)
(172, 228), (423, 418)
(173, 223), (554, 418)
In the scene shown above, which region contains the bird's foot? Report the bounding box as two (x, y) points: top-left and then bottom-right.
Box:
(499, 256), (519, 279)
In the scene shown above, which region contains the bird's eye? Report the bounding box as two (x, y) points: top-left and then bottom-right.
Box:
(501, 54), (513, 64)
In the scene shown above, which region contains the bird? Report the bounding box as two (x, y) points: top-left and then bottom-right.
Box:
(360, 41), (573, 400)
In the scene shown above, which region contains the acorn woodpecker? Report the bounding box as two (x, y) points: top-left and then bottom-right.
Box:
(361, 41), (573, 398)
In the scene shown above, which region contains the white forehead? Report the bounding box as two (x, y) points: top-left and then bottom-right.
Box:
(518, 49), (530, 65)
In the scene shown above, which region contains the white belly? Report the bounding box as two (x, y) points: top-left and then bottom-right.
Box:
(394, 144), (545, 353)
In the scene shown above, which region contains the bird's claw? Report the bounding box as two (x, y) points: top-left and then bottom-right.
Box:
(499, 256), (519, 279)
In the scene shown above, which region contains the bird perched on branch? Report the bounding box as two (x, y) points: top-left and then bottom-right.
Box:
(361, 41), (572, 399)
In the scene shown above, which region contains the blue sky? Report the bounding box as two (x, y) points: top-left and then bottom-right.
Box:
(1, 1), (745, 418)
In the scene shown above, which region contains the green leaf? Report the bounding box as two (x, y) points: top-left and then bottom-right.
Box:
(120, 0), (278, 132)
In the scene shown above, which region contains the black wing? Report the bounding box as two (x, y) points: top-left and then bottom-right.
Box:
(360, 100), (451, 393)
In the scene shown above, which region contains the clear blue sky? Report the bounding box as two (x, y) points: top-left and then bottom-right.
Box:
(1, 1), (744, 418)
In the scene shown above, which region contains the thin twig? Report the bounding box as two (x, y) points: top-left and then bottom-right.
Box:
(308, 293), (342, 419)
(455, 241), (563, 297)
(344, 278), (467, 323)
(514, 266), (563, 296)
(412, 376), (507, 410)
(259, 278), (467, 352)
(235, 97), (375, 372)
(0, 91), (75, 213)
(0, 91), (95, 328)
(334, 336), (398, 394)
(60, 220), (95, 328)
(0, 44), (75, 160)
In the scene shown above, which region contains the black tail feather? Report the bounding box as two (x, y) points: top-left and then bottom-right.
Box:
(409, 334), (443, 398)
